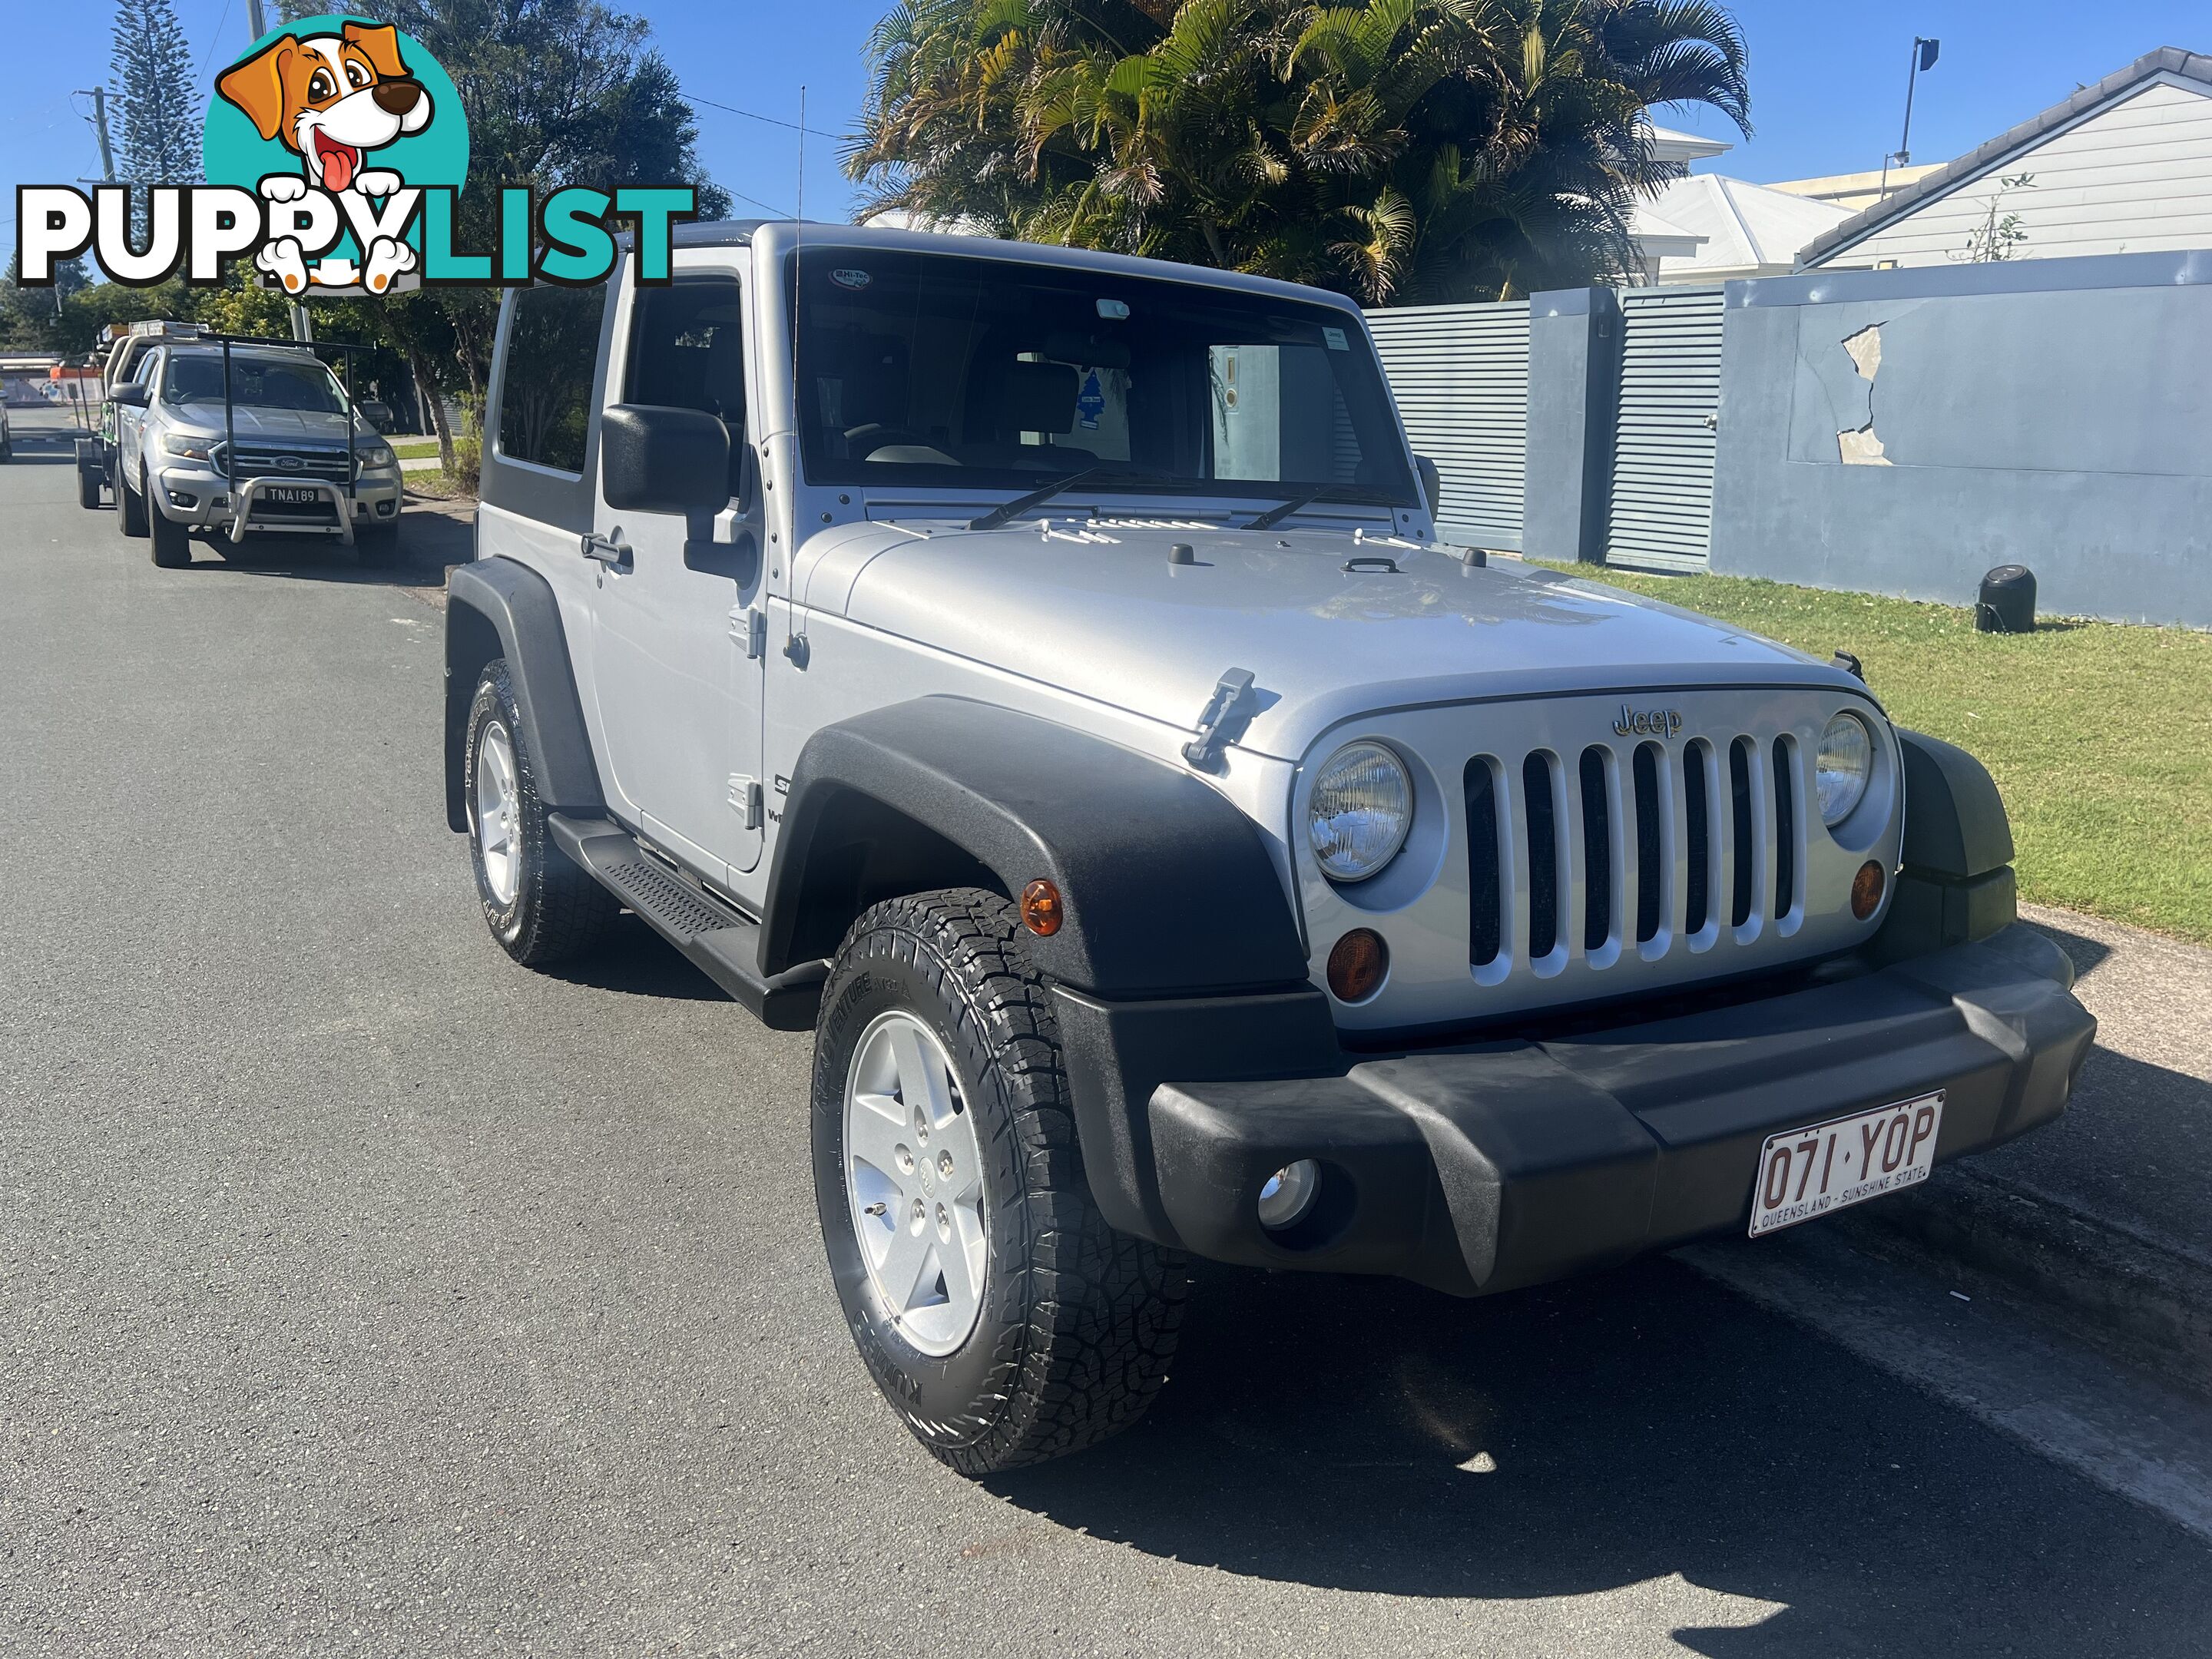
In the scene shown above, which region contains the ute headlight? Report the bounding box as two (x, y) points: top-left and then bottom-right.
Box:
(161, 432), (214, 460)
(359, 441), (396, 469)
(1816, 711), (1874, 826)
(1307, 740), (1412, 882)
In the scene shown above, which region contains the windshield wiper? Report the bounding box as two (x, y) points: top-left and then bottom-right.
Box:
(1245, 485), (1406, 531)
(966, 466), (1116, 532)
(1243, 492), (1320, 530)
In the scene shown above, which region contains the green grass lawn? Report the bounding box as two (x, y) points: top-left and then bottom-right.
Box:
(1532, 564), (2212, 945)
(390, 438), (442, 460)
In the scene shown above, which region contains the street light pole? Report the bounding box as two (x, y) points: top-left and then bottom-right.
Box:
(246, 0), (268, 40)
(1881, 36), (1941, 200)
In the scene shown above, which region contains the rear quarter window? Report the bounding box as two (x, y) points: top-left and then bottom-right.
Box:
(497, 286), (603, 474)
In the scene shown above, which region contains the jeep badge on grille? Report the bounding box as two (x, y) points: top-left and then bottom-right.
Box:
(1614, 705), (1685, 738)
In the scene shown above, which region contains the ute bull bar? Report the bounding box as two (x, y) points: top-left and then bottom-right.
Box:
(224, 475), (356, 545)
(199, 329), (374, 548)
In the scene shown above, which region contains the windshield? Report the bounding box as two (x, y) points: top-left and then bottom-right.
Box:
(163, 354), (348, 416)
(792, 250), (1417, 505)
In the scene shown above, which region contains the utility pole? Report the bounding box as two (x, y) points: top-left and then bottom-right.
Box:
(75, 87), (117, 182)
(1880, 37), (1941, 201)
(237, 0), (313, 339)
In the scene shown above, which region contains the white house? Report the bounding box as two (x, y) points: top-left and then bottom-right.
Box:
(1633, 174), (1855, 283)
(1800, 46), (2212, 270)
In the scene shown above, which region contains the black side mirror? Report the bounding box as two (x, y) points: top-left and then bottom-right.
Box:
(111, 382), (151, 408)
(601, 404), (732, 515)
(1415, 454), (1442, 518)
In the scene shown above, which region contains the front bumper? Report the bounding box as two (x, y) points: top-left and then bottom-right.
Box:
(156, 464), (402, 535)
(1053, 923), (2094, 1296)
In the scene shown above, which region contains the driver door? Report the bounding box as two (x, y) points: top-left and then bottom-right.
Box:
(584, 264), (767, 885)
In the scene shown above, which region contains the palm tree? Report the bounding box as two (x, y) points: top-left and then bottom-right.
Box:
(847, 0), (1750, 303)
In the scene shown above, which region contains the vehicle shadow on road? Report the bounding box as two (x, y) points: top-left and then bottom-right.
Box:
(541, 913), (729, 1002)
(989, 1255), (2212, 1656)
(177, 499), (473, 591)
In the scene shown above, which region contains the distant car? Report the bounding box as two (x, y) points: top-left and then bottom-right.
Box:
(356, 398), (396, 433)
(109, 343), (404, 567)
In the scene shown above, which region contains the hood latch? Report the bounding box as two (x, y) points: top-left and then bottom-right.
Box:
(1182, 668), (1256, 770)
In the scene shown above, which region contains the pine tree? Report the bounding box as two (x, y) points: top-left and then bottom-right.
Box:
(109, 0), (202, 209)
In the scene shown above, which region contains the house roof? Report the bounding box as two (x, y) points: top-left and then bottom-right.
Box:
(1638, 175), (1853, 276)
(1799, 45), (2212, 267)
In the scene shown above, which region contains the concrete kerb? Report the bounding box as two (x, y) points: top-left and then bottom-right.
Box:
(1831, 906), (2212, 1396)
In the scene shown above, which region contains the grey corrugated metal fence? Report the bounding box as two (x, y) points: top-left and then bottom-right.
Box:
(1603, 286), (1726, 570)
(1366, 300), (1531, 551)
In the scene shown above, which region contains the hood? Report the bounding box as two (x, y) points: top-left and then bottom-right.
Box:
(174, 405), (362, 444)
(797, 518), (1849, 760)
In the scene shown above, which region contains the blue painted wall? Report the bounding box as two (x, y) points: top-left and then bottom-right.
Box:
(1706, 252), (2212, 629)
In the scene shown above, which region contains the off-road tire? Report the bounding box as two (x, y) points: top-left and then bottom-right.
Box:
(118, 462), (148, 538)
(463, 659), (618, 965)
(78, 465), (101, 508)
(813, 889), (1187, 1475)
(149, 501), (191, 568)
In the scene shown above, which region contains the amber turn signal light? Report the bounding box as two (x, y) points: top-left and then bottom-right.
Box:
(1021, 879), (1064, 936)
(1326, 928), (1389, 1002)
(1851, 860), (1887, 921)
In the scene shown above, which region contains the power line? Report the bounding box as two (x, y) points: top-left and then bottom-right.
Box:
(684, 89), (844, 144)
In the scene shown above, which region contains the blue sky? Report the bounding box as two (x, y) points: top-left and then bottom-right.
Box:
(5, 0), (2206, 240)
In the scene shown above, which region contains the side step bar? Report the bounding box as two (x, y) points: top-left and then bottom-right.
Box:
(548, 813), (827, 1031)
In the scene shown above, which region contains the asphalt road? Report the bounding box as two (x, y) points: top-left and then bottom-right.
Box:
(4, 405), (2210, 1657)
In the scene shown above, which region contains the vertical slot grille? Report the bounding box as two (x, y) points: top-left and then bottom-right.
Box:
(1580, 747), (1612, 952)
(1633, 743), (1664, 942)
(1465, 760), (1502, 967)
(1684, 743), (1710, 935)
(1523, 753), (1559, 960)
(1773, 737), (1796, 919)
(1729, 738), (1755, 929)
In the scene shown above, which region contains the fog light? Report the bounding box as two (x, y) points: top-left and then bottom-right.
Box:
(1020, 878), (1063, 936)
(1852, 860), (1887, 920)
(1326, 928), (1388, 1002)
(1257, 1160), (1320, 1232)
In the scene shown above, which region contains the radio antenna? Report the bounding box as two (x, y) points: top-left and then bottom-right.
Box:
(783, 85), (807, 661)
(790, 84), (805, 441)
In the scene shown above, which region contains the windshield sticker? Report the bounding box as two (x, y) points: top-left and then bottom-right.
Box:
(1096, 298), (1131, 320)
(1323, 326), (1349, 351)
(830, 268), (873, 291)
(1077, 369), (1106, 430)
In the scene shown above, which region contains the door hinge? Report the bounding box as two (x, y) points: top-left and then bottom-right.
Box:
(729, 604), (768, 659)
(727, 774), (763, 830)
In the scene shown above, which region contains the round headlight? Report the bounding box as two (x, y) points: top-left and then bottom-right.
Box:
(1816, 711), (1873, 826)
(1307, 741), (1412, 882)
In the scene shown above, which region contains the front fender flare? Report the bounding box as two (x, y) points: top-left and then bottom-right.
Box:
(760, 698), (1309, 1000)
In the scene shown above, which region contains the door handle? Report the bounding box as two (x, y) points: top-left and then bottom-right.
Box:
(581, 528), (629, 565)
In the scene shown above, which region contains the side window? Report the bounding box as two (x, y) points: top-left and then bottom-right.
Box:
(497, 284), (604, 475)
(624, 275), (747, 498)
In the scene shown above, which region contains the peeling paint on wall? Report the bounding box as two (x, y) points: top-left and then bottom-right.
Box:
(1838, 323), (1891, 465)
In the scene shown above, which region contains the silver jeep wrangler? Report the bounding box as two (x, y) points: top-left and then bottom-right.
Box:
(446, 220), (2094, 1475)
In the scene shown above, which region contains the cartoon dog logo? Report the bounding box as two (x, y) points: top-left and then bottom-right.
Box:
(216, 22), (432, 293)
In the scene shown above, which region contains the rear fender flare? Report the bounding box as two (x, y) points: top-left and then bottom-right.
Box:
(443, 558), (604, 832)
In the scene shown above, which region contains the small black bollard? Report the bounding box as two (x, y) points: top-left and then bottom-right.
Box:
(1976, 565), (2037, 634)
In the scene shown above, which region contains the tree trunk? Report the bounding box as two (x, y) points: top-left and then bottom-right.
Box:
(409, 345), (454, 474)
